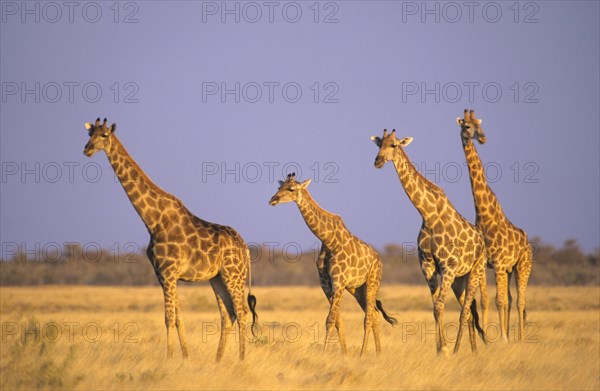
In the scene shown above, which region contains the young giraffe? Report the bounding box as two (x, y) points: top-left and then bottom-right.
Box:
(83, 118), (257, 361)
(457, 109), (533, 342)
(269, 173), (397, 356)
(371, 130), (487, 354)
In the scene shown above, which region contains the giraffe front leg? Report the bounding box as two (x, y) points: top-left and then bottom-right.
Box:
(434, 273), (453, 355)
(424, 276), (442, 352)
(174, 295), (189, 358)
(160, 279), (178, 359)
(324, 289), (344, 355)
(494, 269), (509, 342)
(480, 268), (489, 333)
(336, 315), (347, 355)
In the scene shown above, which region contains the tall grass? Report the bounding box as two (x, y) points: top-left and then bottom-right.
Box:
(1, 285), (598, 390)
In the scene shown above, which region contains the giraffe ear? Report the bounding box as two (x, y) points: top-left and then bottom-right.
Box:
(456, 118), (464, 126)
(476, 119), (483, 125)
(278, 180), (284, 186)
(370, 136), (382, 147)
(399, 137), (413, 147)
(110, 123), (117, 133)
(300, 179), (311, 189)
(85, 123), (92, 130)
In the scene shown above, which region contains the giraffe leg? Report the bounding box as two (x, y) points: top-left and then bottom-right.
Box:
(335, 312), (347, 355)
(210, 276), (236, 362)
(454, 259), (484, 355)
(494, 269), (509, 342)
(232, 291), (248, 361)
(451, 275), (476, 353)
(434, 273), (454, 355)
(324, 288), (344, 355)
(480, 268), (489, 333)
(158, 277), (181, 359)
(360, 278), (380, 357)
(515, 249), (533, 342)
(174, 293), (189, 358)
(424, 276), (441, 352)
(318, 258), (347, 354)
(506, 270), (514, 339)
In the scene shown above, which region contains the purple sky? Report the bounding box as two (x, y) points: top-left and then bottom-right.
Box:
(1, 1), (599, 261)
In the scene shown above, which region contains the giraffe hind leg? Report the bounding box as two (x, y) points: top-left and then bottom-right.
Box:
(222, 267), (250, 361)
(515, 248), (533, 342)
(451, 275), (476, 353)
(352, 284), (380, 356)
(454, 257), (485, 355)
(320, 265), (347, 354)
(360, 272), (382, 357)
(210, 275), (236, 362)
(507, 270), (514, 339)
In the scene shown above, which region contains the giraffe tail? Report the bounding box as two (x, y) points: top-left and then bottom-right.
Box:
(470, 299), (487, 344)
(247, 293), (258, 338)
(246, 248), (259, 338)
(376, 299), (398, 326)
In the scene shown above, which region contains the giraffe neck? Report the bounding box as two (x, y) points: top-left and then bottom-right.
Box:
(463, 139), (506, 226)
(295, 189), (348, 249)
(104, 135), (171, 233)
(391, 148), (447, 222)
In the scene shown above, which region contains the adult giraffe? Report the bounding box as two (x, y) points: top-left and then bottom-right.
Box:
(371, 129), (486, 354)
(457, 109), (532, 342)
(83, 118), (257, 361)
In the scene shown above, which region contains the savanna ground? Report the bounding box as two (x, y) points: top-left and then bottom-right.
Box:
(0, 285), (598, 390)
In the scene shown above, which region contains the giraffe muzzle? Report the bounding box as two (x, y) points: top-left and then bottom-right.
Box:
(83, 144), (93, 157)
(374, 156), (385, 168)
(269, 196), (280, 206)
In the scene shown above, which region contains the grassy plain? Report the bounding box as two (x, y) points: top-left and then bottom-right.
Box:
(0, 285), (598, 390)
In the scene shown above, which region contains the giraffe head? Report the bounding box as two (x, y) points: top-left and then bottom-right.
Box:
(371, 129), (413, 168)
(456, 109), (486, 146)
(83, 117), (117, 157)
(269, 173), (311, 206)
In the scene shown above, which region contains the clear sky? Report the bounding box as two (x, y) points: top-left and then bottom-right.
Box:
(1, 1), (599, 261)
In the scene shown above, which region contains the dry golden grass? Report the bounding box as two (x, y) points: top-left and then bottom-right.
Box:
(1, 285), (598, 390)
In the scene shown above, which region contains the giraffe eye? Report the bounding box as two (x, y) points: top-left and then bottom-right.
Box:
(287, 188), (295, 192)
(101, 133), (109, 138)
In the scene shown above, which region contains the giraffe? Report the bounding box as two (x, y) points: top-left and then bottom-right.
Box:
(269, 173), (397, 356)
(457, 109), (533, 342)
(83, 118), (258, 361)
(371, 129), (487, 354)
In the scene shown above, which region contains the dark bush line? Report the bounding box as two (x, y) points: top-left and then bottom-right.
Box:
(1, 238), (597, 286)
